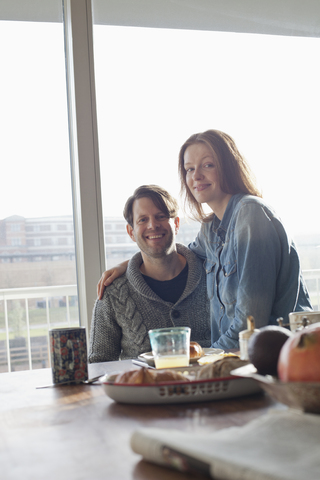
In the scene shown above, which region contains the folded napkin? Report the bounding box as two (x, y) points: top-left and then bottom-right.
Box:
(131, 409), (320, 480)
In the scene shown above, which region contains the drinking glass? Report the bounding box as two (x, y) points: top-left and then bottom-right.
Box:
(148, 326), (191, 368)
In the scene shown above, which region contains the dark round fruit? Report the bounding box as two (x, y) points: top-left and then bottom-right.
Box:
(248, 325), (292, 376)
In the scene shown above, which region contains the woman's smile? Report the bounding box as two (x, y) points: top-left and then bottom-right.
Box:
(193, 183), (211, 192)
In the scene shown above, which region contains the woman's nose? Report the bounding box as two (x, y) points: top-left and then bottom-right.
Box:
(193, 166), (203, 180)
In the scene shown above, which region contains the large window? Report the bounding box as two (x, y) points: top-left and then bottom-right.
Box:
(93, 26), (320, 266)
(1, 1), (320, 373)
(0, 8), (79, 372)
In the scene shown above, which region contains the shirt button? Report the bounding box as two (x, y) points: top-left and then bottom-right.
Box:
(224, 273), (227, 277)
(172, 310), (180, 319)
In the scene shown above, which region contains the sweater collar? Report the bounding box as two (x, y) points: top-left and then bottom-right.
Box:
(127, 243), (203, 304)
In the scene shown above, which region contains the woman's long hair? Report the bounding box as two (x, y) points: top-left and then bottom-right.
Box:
(178, 129), (262, 222)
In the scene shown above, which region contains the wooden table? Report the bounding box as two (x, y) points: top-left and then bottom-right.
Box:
(0, 360), (285, 480)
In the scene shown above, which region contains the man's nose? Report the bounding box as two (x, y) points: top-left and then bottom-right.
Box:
(147, 217), (160, 229)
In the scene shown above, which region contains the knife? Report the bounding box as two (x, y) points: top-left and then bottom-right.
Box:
(132, 359), (155, 369)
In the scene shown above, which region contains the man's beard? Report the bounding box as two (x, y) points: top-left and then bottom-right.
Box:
(135, 231), (174, 259)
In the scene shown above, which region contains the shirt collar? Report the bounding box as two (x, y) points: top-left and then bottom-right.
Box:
(213, 193), (245, 240)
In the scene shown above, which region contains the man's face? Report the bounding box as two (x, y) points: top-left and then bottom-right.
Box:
(126, 197), (179, 259)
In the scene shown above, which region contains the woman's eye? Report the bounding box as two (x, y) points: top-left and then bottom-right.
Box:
(204, 163), (214, 168)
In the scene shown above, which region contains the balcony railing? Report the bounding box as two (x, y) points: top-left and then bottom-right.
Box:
(301, 270), (320, 310)
(0, 285), (78, 373)
(0, 270), (319, 373)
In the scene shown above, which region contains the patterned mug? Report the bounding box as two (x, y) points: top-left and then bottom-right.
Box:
(49, 327), (88, 384)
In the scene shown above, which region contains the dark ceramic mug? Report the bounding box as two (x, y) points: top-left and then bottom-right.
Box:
(49, 326), (88, 384)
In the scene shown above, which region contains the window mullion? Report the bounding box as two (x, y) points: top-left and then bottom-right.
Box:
(63, 0), (105, 338)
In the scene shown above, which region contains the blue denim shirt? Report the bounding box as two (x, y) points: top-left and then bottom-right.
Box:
(189, 194), (312, 349)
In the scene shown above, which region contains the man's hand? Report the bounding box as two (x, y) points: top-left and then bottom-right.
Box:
(97, 260), (129, 300)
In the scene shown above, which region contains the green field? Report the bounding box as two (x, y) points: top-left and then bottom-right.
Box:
(0, 305), (80, 341)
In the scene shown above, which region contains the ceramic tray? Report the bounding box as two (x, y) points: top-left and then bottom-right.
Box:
(231, 364), (320, 414)
(100, 366), (261, 405)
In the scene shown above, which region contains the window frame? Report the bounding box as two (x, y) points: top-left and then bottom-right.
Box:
(2, 0), (320, 337)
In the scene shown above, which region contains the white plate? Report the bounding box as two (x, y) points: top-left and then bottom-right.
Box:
(137, 348), (224, 367)
(100, 369), (261, 405)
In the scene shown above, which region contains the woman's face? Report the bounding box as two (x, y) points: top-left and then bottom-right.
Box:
(183, 142), (231, 214)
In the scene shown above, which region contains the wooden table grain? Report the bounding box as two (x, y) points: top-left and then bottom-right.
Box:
(0, 360), (285, 480)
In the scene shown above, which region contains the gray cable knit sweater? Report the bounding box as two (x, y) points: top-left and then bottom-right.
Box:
(88, 243), (211, 362)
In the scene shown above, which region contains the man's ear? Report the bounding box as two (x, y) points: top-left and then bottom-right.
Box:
(126, 224), (136, 242)
(174, 217), (180, 235)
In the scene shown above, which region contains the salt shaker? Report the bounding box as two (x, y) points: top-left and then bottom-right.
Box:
(239, 316), (259, 360)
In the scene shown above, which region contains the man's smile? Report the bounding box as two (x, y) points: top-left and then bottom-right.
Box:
(145, 234), (165, 240)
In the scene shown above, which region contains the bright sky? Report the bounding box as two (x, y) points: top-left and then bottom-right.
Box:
(1, 21), (320, 238)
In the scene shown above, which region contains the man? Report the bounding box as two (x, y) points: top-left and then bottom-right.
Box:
(88, 185), (210, 362)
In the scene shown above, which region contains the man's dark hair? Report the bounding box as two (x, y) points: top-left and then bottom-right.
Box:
(123, 185), (179, 227)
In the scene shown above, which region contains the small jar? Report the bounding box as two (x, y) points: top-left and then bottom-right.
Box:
(239, 316), (259, 360)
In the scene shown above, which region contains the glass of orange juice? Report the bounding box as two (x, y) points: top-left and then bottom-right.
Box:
(148, 326), (191, 369)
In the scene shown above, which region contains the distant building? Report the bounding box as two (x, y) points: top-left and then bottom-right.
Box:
(1, 214), (320, 307)
(0, 215), (75, 263)
(0, 215), (201, 264)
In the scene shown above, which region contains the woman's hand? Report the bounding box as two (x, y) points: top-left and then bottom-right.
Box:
(97, 260), (129, 299)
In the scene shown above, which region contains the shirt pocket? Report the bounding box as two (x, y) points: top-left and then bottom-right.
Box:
(221, 262), (238, 305)
(204, 259), (216, 300)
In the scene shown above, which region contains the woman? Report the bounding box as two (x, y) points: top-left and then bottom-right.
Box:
(98, 129), (312, 349)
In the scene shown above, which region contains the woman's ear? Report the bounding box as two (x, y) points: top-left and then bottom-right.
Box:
(174, 217), (180, 235)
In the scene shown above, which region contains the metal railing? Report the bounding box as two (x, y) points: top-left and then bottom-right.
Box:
(301, 269), (320, 310)
(0, 285), (78, 373)
(0, 269), (319, 373)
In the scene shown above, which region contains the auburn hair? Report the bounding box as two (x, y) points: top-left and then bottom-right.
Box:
(178, 129), (262, 221)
